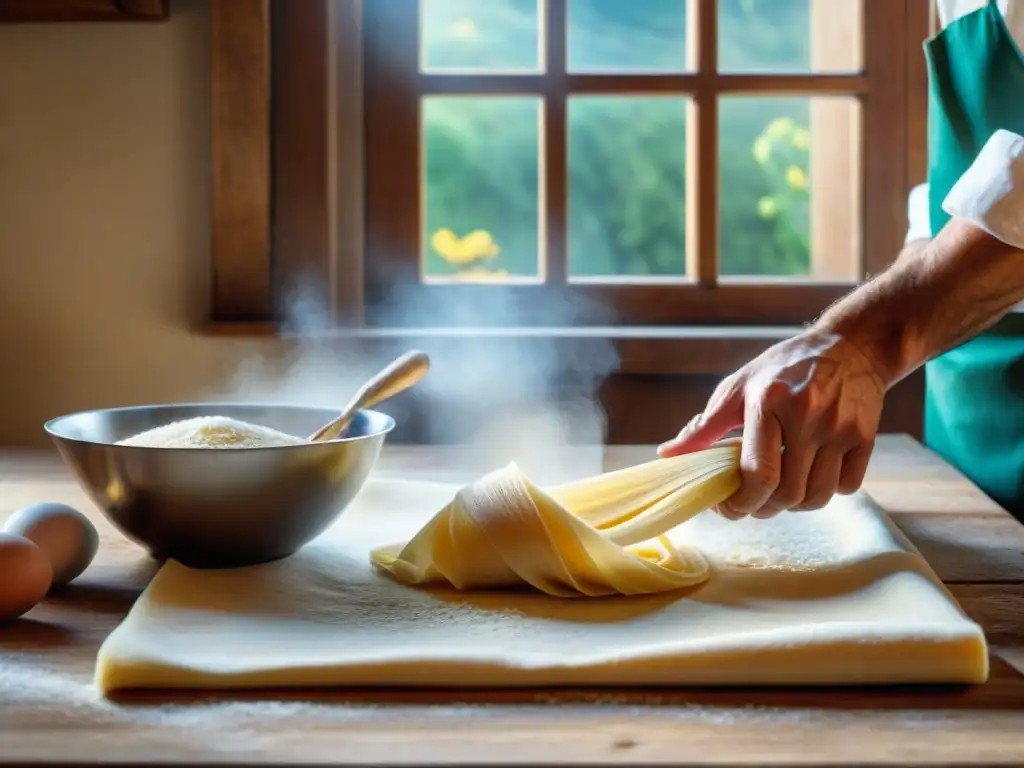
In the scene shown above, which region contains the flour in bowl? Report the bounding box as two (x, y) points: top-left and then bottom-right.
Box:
(116, 416), (308, 449)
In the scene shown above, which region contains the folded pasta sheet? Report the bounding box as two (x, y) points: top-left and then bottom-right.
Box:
(369, 442), (741, 597)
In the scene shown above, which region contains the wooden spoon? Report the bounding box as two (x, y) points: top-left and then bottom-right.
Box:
(307, 350), (431, 442)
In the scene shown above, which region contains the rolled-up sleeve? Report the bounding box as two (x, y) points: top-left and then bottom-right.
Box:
(942, 128), (1024, 250)
(905, 182), (931, 244)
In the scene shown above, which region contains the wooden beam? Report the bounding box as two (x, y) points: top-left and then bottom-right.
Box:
(362, 0), (421, 312)
(685, 0), (718, 286)
(0, 0), (167, 22)
(271, 0), (332, 320)
(360, 281), (855, 326)
(210, 0), (273, 322)
(417, 72), (870, 96)
(542, 0), (567, 285)
(332, 0), (367, 326)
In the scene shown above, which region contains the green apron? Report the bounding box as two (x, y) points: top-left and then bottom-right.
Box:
(923, 0), (1024, 518)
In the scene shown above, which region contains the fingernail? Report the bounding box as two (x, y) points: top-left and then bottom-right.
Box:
(717, 502), (742, 520)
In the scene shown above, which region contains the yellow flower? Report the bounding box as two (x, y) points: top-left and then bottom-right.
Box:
(766, 117), (795, 140)
(757, 196), (778, 219)
(785, 165), (807, 191)
(792, 127), (811, 149)
(462, 229), (500, 258)
(752, 136), (771, 165)
(431, 227), (500, 265)
(431, 228), (458, 260)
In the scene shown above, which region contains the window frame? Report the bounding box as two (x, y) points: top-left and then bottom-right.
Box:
(361, 0), (912, 328)
(208, 0), (931, 368)
(0, 0), (167, 21)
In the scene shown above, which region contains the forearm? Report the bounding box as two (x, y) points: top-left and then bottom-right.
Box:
(813, 217), (1024, 386)
(894, 237), (929, 264)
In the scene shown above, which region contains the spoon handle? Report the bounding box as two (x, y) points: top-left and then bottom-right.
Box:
(308, 350), (430, 442)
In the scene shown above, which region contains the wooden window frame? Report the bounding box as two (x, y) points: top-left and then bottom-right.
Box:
(209, 0), (932, 369)
(361, 0), (910, 327)
(0, 0), (167, 22)
(210, 0), (345, 326)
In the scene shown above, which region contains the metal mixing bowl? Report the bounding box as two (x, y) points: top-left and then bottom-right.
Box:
(44, 403), (395, 568)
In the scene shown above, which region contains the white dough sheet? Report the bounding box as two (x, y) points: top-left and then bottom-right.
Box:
(95, 478), (989, 693)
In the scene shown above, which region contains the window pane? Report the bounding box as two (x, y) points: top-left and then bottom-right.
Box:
(718, 0), (862, 73)
(567, 0), (690, 73)
(568, 97), (688, 278)
(422, 97), (543, 282)
(719, 96), (861, 279)
(420, 0), (542, 73)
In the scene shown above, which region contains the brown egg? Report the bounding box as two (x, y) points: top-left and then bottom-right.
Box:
(0, 533), (53, 622)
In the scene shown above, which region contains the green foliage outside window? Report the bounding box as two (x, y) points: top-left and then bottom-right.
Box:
(421, 0), (820, 280)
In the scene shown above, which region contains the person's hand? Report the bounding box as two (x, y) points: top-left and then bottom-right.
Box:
(657, 329), (888, 519)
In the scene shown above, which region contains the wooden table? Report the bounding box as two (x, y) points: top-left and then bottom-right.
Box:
(1, 435), (1023, 765)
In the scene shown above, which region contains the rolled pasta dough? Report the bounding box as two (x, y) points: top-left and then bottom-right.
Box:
(93, 478), (989, 693)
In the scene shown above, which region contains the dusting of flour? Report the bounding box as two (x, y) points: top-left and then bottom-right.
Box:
(0, 655), (975, 732)
(115, 416), (307, 449)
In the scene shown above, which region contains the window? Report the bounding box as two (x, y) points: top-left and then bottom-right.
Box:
(210, 0), (929, 338)
(360, 0), (916, 327)
(207, 0), (931, 438)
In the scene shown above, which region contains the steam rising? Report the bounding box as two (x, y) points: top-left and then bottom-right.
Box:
(211, 279), (620, 486)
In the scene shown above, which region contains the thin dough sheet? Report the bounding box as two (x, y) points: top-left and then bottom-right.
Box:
(95, 479), (988, 693)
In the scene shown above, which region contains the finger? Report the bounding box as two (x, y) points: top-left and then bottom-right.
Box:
(755, 435), (818, 518)
(724, 402), (783, 517)
(657, 394), (744, 458)
(791, 444), (844, 511)
(837, 442), (873, 494)
(714, 501), (746, 521)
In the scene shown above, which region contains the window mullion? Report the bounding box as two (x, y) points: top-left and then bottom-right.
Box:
(686, 0), (718, 288)
(544, 0), (568, 287)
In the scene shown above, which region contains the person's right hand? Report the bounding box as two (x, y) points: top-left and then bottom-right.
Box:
(657, 328), (888, 519)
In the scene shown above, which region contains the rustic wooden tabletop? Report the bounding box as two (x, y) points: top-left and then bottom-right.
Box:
(0, 434), (1022, 765)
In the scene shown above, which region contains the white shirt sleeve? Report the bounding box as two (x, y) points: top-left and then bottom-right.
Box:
(942, 129), (1024, 251)
(905, 182), (931, 244)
